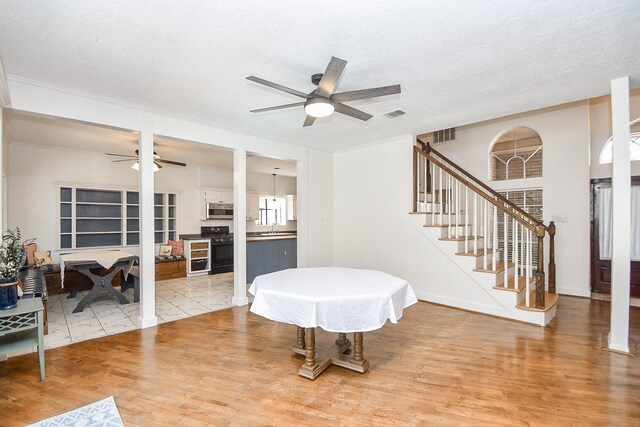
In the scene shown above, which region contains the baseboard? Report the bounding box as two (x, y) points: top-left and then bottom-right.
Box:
(414, 291), (510, 319)
(557, 286), (591, 298)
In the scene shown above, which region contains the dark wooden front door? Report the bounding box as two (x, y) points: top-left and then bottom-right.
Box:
(590, 177), (640, 297)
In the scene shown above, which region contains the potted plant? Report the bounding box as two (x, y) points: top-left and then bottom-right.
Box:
(0, 228), (26, 309)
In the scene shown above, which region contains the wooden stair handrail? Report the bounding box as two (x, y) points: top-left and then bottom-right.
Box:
(412, 140), (557, 310)
(417, 143), (543, 227)
(416, 146), (537, 232)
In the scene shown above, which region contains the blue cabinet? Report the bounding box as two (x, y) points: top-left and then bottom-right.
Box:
(247, 239), (297, 283)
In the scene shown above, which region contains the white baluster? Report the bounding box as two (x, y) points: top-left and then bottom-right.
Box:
(483, 199), (488, 269)
(526, 229), (531, 307)
(455, 179), (460, 239)
(423, 156), (428, 212)
(464, 186), (469, 253)
(503, 212), (508, 287)
(473, 193), (478, 255)
(492, 204), (498, 271)
(416, 154), (420, 212)
(447, 174), (452, 238)
(431, 162), (436, 225)
(511, 218), (520, 288)
(438, 168), (443, 226)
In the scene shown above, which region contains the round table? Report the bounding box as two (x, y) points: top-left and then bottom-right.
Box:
(249, 267), (418, 379)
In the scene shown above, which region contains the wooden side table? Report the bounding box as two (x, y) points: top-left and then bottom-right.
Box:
(0, 298), (45, 381)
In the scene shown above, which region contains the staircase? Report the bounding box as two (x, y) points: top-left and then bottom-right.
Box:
(411, 141), (558, 326)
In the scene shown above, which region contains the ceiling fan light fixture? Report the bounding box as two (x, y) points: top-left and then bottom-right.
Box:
(304, 97), (335, 118)
(131, 162), (159, 172)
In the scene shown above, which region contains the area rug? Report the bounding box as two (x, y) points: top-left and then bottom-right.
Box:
(27, 396), (124, 427)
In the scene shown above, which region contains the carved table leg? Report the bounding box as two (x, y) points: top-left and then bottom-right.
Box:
(335, 332), (351, 353)
(353, 332), (366, 363)
(304, 328), (316, 368)
(298, 327), (331, 380)
(291, 326), (306, 354)
(331, 331), (370, 373)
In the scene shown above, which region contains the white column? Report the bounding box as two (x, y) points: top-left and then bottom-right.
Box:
(232, 141), (249, 306)
(296, 149), (308, 268)
(0, 110), (4, 234)
(138, 112), (158, 329)
(0, 56), (10, 233)
(608, 76), (631, 353)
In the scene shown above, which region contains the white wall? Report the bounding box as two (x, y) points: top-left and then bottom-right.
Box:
(334, 135), (502, 308)
(307, 148), (334, 267)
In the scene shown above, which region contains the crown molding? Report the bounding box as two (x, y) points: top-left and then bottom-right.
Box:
(0, 57), (11, 107)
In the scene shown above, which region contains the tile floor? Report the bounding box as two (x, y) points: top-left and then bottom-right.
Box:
(45, 272), (235, 349)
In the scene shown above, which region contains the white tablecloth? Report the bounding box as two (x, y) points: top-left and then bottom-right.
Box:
(248, 267), (418, 333)
(59, 250), (136, 287)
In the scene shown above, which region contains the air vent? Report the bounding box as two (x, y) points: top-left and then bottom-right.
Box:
(433, 127), (456, 144)
(382, 110), (406, 118)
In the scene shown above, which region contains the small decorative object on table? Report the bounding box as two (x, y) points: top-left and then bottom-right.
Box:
(0, 228), (28, 310)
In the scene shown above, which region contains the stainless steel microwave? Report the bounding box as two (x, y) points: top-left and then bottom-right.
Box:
(206, 203), (234, 219)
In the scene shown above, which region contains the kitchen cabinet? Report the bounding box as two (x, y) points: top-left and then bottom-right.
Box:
(186, 239), (211, 276)
(286, 194), (297, 221)
(246, 239), (297, 283)
(202, 190), (233, 204)
(246, 192), (260, 221)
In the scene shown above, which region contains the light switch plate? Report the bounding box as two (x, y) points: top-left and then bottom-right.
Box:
(552, 215), (568, 223)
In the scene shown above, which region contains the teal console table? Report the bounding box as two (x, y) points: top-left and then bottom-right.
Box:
(0, 298), (45, 381)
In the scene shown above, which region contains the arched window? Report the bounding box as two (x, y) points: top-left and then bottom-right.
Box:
(598, 119), (640, 164)
(490, 126), (543, 181)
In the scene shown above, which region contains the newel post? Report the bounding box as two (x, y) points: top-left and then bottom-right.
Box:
(547, 221), (556, 295)
(535, 223), (546, 309)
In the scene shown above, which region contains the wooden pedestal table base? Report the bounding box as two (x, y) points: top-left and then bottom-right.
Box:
(292, 326), (370, 380)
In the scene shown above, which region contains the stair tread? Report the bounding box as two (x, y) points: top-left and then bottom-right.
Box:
(409, 211), (456, 216)
(455, 248), (493, 257)
(473, 261), (514, 274)
(440, 235), (482, 241)
(516, 291), (558, 312)
(493, 276), (533, 292)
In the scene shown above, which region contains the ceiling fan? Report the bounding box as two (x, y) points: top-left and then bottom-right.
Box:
(105, 150), (186, 171)
(246, 56), (401, 127)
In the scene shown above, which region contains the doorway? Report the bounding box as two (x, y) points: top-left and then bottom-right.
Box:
(590, 177), (640, 297)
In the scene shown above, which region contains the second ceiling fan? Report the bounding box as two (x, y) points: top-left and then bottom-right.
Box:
(247, 56), (401, 127)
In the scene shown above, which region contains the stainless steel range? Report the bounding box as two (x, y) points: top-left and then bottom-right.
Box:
(201, 226), (233, 274)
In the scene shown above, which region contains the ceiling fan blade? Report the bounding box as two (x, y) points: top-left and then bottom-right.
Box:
(334, 103), (373, 121)
(155, 162), (163, 169)
(250, 102), (305, 113)
(316, 57), (347, 98)
(156, 159), (186, 167)
(332, 84), (401, 103)
(246, 76), (309, 99)
(303, 115), (316, 127)
(105, 153), (137, 158)
(112, 159), (135, 163)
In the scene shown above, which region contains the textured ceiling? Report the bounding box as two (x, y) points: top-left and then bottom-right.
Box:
(1, 1), (639, 151)
(4, 110), (297, 175)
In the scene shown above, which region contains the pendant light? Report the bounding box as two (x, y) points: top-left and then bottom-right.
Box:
(272, 173), (277, 201)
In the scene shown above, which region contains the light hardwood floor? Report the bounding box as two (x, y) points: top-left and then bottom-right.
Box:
(1, 296), (639, 426)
